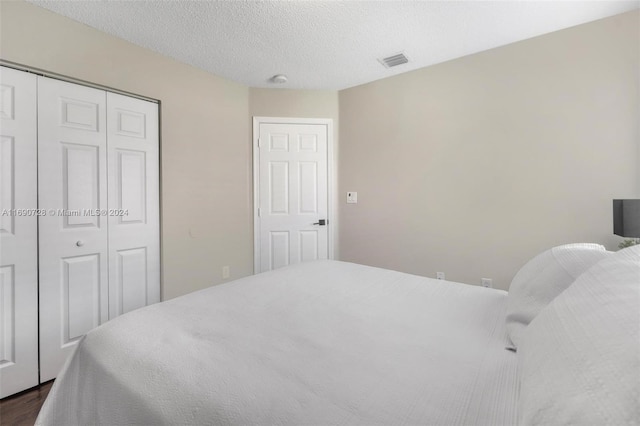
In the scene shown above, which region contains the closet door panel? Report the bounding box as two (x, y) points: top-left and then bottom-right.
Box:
(38, 77), (108, 382)
(0, 67), (38, 398)
(107, 92), (160, 318)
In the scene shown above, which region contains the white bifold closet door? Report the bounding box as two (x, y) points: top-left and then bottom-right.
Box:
(0, 67), (39, 398)
(38, 77), (109, 382)
(106, 92), (160, 319)
(38, 77), (159, 381)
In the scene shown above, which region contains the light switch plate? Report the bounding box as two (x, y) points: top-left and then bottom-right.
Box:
(347, 192), (358, 204)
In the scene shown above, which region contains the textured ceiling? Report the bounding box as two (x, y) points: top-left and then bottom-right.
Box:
(27, 1), (639, 90)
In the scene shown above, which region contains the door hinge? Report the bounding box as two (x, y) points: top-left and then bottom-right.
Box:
(258, 138), (263, 149)
(258, 207), (262, 217)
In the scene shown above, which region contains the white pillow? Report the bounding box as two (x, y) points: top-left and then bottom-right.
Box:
(505, 243), (611, 349)
(517, 245), (640, 425)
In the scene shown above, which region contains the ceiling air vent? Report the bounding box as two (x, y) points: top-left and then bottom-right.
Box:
(378, 53), (409, 68)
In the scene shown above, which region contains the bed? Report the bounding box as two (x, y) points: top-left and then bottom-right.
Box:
(36, 244), (639, 425)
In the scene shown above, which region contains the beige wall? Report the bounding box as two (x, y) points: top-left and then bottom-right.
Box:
(339, 10), (639, 290)
(250, 88), (339, 122)
(2, 2), (637, 295)
(0, 1), (253, 299)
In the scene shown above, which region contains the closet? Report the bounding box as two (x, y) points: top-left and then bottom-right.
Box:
(0, 66), (160, 397)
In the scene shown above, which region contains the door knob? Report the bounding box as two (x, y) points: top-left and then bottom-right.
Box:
(76, 240), (84, 247)
(313, 219), (327, 226)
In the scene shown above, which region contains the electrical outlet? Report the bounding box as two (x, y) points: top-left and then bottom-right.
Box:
(436, 272), (445, 280)
(222, 266), (230, 279)
(346, 192), (358, 204)
(481, 278), (492, 288)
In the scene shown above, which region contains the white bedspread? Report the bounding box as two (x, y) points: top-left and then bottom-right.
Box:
(37, 260), (518, 425)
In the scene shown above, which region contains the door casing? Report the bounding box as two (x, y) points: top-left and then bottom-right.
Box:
(252, 117), (336, 274)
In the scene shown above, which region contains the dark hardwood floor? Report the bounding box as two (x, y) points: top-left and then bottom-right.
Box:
(0, 381), (53, 426)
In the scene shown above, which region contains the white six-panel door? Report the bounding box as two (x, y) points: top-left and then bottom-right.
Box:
(106, 92), (160, 318)
(37, 77), (110, 382)
(257, 122), (329, 272)
(0, 67), (39, 398)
